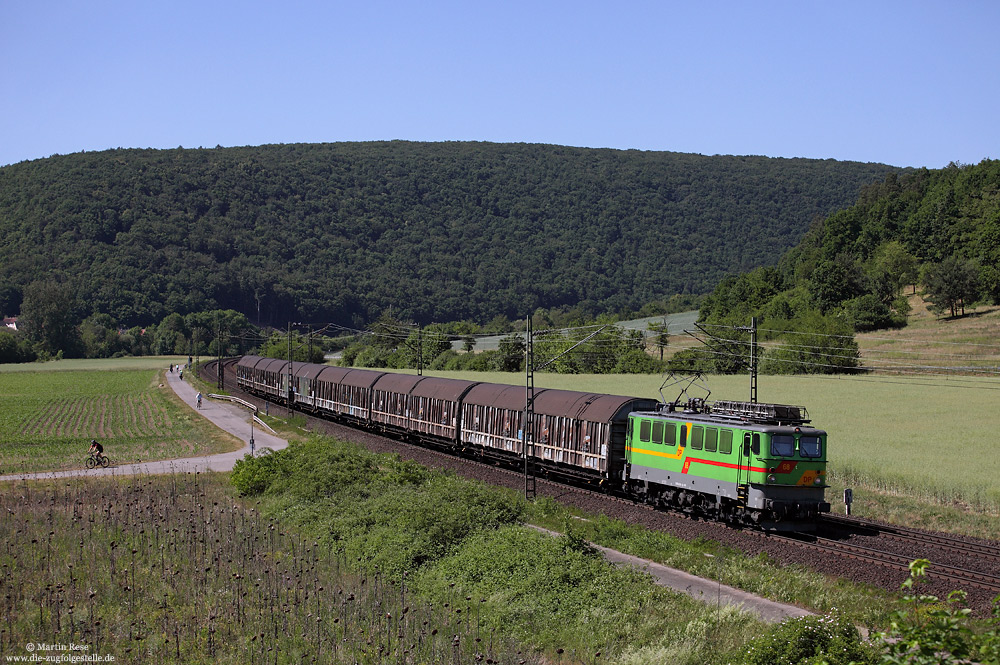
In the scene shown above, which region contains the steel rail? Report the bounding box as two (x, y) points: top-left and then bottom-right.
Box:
(821, 513), (1000, 562)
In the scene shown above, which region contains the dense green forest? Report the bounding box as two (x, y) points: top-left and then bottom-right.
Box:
(0, 142), (897, 329)
(679, 159), (1000, 374)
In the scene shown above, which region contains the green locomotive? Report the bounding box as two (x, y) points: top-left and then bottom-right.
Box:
(625, 399), (830, 530)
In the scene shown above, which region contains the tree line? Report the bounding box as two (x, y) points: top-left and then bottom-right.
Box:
(320, 310), (670, 374)
(0, 276), (257, 364)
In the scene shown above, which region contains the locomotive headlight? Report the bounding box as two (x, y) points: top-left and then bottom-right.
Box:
(813, 476), (823, 486)
(767, 474), (776, 483)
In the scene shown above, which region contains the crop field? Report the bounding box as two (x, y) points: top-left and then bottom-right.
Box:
(387, 368), (1000, 513)
(0, 356), (187, 373)
(0, 367), (238, 475)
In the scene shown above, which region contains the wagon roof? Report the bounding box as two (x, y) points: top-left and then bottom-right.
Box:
(238, 355), (279, 372)
(258, 358), (289, 373)
(237, 355), (263, 369)
(533, 390), (656, 421)
(574, 394), (659, 422)
(372, 373), (425, 393)
(463, 383), (537, 411)
(410, 376), (480, 401)
(313, 365), (353, 383)
(297, 362), (332, 380)
(340, 368), (387, 388)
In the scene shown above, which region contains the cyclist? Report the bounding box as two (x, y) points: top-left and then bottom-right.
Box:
(196, 392), (203, 409)
(88, 439), (105, 465)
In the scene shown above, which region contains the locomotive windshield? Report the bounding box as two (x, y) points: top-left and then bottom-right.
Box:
(799, 436), (823, 458)
(770, 434), (796, 457)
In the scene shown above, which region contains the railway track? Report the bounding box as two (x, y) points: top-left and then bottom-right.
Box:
(821, 513), (1000, 563)
(772, 531), (1000, 594)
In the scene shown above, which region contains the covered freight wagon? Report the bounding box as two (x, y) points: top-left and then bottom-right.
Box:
(460, 383), (657, 480)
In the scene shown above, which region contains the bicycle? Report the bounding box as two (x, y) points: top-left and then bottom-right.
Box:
(85, 453), (110, 469)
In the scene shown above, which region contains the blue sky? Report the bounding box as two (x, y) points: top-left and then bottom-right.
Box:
(2, 1), (998, 168)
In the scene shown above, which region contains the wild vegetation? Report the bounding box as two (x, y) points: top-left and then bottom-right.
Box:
(0, 303), (256, 364)
(337, 310), (667, 374)
(0, 142), (897, 330)
(0, 473), (543, 664)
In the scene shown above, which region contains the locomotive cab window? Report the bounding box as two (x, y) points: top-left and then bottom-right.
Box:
(770, 434), (795, 457)
(799, 436), (823, 458)
(690, 426), (703, 450)
(639, 419), (651, 443)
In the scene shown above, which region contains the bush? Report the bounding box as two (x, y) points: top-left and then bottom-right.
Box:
(338, 341), (364, 366)
(230, 449), (284, 496)
(0, 328), (35, 364)
(342, 474), (525, 576)
(353, 345), (403, 368)
(876, 559), (1000, 665)
(428, 349), (458, 370)
(613, 348), (665, 374)
(759, 311), (861, 374)
(844, 293), (896, 331)
(231, 438), (378, 499)
(744, 612), (876, 665)
(415, 525), (660, 645)
(230, 435), (524, 577)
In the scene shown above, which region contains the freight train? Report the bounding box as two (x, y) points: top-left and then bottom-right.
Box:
(236, 355), (830, 530)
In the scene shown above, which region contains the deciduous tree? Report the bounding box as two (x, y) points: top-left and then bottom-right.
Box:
(922, 257), (980, 317)
(19, 279), (82, 357)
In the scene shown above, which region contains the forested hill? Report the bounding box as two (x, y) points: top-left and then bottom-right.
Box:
(0, 142), (898, 327)
(694, 159), (1000, 371)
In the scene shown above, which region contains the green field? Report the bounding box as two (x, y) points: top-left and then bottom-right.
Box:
(387, 368), (1000, 513)
(0, 361), (238, 475)
(0, 356), (188, 373)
